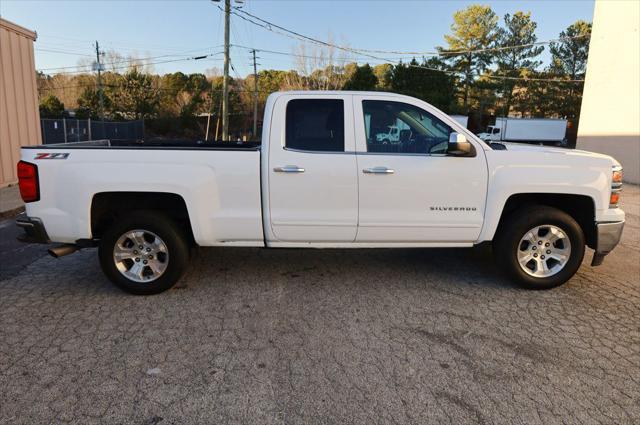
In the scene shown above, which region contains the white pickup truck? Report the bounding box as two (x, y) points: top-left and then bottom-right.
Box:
(16, 91), (625, 295)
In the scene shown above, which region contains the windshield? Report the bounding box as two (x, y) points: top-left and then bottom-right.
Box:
(486, 126), (494, 133)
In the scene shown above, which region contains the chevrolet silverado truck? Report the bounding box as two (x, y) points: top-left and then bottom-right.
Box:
(16, 91), (625, 295)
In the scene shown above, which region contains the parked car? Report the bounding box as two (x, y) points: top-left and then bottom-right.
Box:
(16, 91), (625, 294)
(477, 117), (568, 145)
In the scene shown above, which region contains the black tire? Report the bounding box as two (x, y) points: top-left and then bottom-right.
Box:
(98, 211), (190, 295)
(494, 206), (585, 290)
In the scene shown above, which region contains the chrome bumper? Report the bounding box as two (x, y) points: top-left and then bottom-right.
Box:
(591, 220), (625, 266)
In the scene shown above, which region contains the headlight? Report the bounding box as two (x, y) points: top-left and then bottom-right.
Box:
(610, 165), (623, 207)
(612, 169), (623, 184)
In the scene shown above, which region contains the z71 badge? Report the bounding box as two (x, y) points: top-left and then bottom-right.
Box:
(34, 153), (70, 160)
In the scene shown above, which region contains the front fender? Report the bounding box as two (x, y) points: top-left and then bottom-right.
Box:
(478, 149), (614, 242)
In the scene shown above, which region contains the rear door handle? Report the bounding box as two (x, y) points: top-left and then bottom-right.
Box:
(363, 167), (394, 174)
(274, 165), (305, 173)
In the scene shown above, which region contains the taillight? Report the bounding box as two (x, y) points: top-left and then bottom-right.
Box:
(17, 161), (40, 203)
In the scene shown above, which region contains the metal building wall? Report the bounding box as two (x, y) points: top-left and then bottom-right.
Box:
(0, 18), (41, 187)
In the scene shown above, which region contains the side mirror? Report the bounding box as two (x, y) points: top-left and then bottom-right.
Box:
(448, 132), (476, 157)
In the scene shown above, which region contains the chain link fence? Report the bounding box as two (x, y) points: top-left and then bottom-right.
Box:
(41, 119), (144, 145)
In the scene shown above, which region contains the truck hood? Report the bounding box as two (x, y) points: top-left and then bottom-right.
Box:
(499, 142), (621, 167)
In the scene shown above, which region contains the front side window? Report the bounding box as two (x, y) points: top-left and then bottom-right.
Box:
(362, 100), (452, 154)
(493, 127), (500, 134)
(286, 99), (344, 152)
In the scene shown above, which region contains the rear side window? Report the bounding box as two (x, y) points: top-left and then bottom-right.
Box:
(362, 100), (452, 154)
(286, 99), (344, 152)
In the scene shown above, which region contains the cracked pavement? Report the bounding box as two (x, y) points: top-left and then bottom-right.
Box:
(0, 186), (638, 424)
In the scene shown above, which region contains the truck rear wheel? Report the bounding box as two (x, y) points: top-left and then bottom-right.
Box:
(98, 211), (190, 295)
(494, 206), (585, 290)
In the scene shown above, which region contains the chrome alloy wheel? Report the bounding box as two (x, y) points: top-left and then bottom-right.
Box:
(517, 225), (572, 278)
(113, 230), (169, 283)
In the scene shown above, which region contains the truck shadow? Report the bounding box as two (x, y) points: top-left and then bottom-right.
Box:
(178, 243), (516, 293)
(0, 243), (516, 297)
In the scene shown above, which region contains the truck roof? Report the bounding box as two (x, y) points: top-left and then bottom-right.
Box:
(269, 90), (413, 98)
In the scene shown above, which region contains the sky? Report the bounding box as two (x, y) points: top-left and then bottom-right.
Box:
(0, 0), (595, 77)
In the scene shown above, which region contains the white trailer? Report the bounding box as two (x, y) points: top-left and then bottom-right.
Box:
(450, 115), (468, 129)
(478, 117), (567, 144)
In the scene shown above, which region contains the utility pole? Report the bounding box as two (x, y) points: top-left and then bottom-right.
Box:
(94, 41), (106, 140)
(221, 0), (231, 141)
(251, 49), (258, 139)
(95, 41), (105, 123)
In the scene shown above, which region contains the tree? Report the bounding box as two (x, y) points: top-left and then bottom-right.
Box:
(178, 73), (210, 119)
(159, 72), (189, 115)
(390, 58), (455, 112)
(547, 20), (591, 119)
(495, 11), (544, 115)
(76, 86), (114, 119)
(114, 68), (159, 119)
(549, 20), (591, 79)
(75, 88), (99, 119)
(39, 95), (65, 118)
(440, 5), (499, 112)
(373, 64), (393, 90)
(342, 64), (378, 91)
(511, 70), (557, 118)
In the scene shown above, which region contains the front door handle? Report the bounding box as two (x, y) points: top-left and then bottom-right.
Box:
(363, 167), (394, 174)
(274, 165), (305, 173)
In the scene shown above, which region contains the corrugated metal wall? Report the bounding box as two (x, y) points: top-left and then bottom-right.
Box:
(0, 18), (41, 187)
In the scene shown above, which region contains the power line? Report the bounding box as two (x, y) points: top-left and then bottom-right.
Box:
(231, 43), (585, 83)
(482, 73), (584, 83)
(231, 7), (588, 58)
(38, 81), (272, 94)
(34, 17), (584, 83)
(225, 6), (382, 62)
(35, 47), (94, 57)
(227, 8), (585, 83)
(231, 43), (406, 63)
(227, 7), (586, 83)
(38, 33), (212, 53)
(39, 53), (224, 75)
(37, 48), (224, 72)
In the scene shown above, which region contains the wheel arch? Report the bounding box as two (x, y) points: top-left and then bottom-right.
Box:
(492, 193), (597, 249)
(90, 192), (195, 245)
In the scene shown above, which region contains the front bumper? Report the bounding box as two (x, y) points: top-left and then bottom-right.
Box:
(591, 220), (625, 266)
(15, 214), (50, 244)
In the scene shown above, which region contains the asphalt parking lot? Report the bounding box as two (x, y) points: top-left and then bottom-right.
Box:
(1, 186), (638, 424)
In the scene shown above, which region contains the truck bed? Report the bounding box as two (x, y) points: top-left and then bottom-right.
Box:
(20, 140), (264, 246)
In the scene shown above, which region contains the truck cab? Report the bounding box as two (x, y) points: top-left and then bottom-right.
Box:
(375, 125), (401, 143)
(478, 125), (501, 141)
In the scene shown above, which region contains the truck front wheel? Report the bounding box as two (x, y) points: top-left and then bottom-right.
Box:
(98, 211), (190, 295)
(494, 206), (585, 289)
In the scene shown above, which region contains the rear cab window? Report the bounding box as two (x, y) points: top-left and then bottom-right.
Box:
(286, 99), (344, 152)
